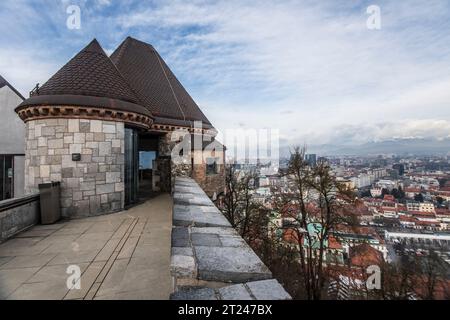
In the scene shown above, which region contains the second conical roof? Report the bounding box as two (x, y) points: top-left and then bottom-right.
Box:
(110, 37), (212, 125)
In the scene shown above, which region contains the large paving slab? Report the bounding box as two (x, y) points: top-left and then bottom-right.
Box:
(0, 194), (173, 300)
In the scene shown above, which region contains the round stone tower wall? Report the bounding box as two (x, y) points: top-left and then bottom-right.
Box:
(24, 118), (125, 218)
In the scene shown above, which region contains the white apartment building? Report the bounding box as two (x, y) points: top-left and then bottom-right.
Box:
(371, 168), (387, 179)
(350, 173), (374, 189)
(370, 187), (383, 197)
(376, 179), (398, 191)
(406, 201), (435, 213)
(258, 176), (270, 187)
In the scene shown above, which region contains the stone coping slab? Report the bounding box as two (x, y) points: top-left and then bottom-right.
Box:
(173, 194), (216, 207)
(171, 279), (291, 300)
(170, 177), (291, 300)
(173, 204), (231, 228)
(173, 186), (206, 195)
(195, 246), (272, 283)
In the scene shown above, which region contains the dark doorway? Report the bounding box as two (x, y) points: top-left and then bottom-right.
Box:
(0, 155), (14, 200)
(137, 133), (160, 201)
(125, 129), (169, 207)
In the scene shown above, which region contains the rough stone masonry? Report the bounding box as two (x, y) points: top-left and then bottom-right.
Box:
(24, 118), (125, 218)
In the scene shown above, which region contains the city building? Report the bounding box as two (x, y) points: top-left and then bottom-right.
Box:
(376, 179), (397, 191)
(352, 173), (374, 188)
(305, 154), (317, 166)
(370, 187), (383, 197)
(0, 75), (25, 200)
(407, 201), (436, 213)
(393, 163), (405, 176)
(405, 187), (423, 199)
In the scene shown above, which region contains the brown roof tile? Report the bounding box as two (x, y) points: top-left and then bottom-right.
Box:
(110, 37), (212, 126)
(17, 38), (214, 127)
(35, 39), (142, 105)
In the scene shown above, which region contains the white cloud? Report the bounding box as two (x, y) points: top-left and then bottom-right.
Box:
(117, 0), (450, 146)
(96, 0), (111, 6)
(1, 0), (449, 149)
(311, 119), (450, 145)
(0, 49), (57, 97)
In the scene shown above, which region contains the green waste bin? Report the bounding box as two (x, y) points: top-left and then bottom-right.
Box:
(38, 181), (61, 224)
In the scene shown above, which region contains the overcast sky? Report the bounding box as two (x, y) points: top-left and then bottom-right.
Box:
(1, 0), (449, 149)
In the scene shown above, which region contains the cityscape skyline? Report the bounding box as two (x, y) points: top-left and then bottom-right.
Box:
(0, 1), (449, 303)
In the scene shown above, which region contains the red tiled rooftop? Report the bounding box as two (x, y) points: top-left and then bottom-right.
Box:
(349, 244), (384, 268)
(436, 208), (450, 216)
(328, 236), (343, 250)
(416, 220), (439, 226)
(400, 216), (416, 222)
(409, 210), (436, 216)
(405, 188), (422, 193)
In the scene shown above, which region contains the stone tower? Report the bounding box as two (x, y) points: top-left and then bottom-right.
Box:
(16, 40), (152, 217)
(16, 37), (225, 219)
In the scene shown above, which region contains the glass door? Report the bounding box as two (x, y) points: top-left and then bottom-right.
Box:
(124, 128), (138, 206)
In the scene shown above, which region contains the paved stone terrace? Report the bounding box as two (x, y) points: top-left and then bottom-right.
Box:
(170, 177), (291, 300)
(0, 194), (172, 300)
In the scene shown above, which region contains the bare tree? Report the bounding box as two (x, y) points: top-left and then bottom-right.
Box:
(270, 147), (357, 300)
(415, 250), (448, 300)
(378, 245), (450, 300)
(221, 164), (239, 228)
(220, 164), (265, 240)
(379, 260), (414, 300)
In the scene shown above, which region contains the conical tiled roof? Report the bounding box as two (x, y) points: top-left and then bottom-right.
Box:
(37, 39), (141, 105)
(110, 37), (212, 126)
(17, 37), (214, 128)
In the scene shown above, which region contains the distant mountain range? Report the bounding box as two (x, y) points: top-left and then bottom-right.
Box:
(281, 138), (450, 157)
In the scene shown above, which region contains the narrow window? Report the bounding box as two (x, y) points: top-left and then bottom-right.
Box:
(206, 157), (218, 175)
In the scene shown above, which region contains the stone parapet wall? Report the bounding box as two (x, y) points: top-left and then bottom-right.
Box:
(0, 194), (40, 243)
(170, 177), (291, 300)
(24, 118), (125, 218)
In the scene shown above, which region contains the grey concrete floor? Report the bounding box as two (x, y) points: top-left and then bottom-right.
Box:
(0, 193), (173, 300)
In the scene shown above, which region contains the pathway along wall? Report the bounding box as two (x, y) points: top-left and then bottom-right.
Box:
(24, 118), (125, 218)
